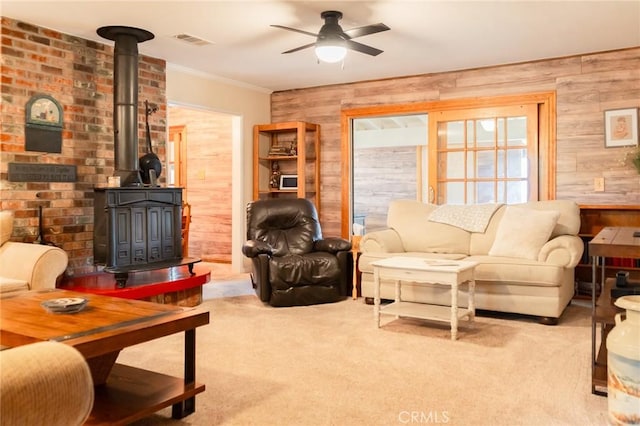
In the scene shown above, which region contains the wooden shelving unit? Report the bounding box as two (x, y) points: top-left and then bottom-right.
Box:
(252, 121), (321, 213)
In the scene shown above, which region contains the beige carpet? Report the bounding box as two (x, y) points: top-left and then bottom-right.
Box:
(121, 278), (608, 426)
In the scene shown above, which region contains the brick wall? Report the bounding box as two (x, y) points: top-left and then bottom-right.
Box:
(1, 17), (166, 275)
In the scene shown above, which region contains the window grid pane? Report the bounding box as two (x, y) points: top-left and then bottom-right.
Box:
(437, 115), (529, 204)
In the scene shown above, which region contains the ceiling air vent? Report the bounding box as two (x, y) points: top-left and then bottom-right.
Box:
(173, 33), (212, 46)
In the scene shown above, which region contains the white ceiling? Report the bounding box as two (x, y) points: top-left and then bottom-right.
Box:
(3, 1), (640, 92)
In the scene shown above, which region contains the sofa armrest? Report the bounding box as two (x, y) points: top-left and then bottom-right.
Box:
(538, 235), (584, 267)
(360, 228), (405, 253)
(0, 242), (68, 290)
(0, 341), (94, 426)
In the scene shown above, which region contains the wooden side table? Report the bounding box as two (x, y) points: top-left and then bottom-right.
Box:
(589, 226), (640, 395)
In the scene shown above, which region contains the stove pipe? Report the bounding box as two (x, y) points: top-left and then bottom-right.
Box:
(97, 26), (154, 187)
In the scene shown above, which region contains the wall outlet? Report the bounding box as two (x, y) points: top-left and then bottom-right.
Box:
(594, 177), (605, 192)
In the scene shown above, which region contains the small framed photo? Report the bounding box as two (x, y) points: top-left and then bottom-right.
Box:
(604, 108), (638, 148)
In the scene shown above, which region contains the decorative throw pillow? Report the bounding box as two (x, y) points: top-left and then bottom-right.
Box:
(488, 206), (560, 260)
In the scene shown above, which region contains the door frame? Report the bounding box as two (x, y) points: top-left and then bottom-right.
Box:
(168, 125), (187, 190)
(340, 92), (556, 238)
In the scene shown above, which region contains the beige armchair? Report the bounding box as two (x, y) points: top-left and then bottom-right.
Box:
(0, 211), (68, 293)
(0, 341), (94, 426)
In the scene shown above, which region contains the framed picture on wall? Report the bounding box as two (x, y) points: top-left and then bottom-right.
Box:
(604, 108), (638, 148)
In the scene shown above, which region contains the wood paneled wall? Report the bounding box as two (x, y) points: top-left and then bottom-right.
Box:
(168, 107), (233, 263)
(271, 48), (640, 237)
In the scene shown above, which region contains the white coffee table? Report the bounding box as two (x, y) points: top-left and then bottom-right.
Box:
(371, 256), (478, 340)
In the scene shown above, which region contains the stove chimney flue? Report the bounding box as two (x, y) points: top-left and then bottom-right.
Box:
(98, 25), (154, 187)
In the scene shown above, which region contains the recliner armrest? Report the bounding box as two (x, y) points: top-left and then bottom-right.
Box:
(314, 237), (351, 253)
(242, 240), (273, 258)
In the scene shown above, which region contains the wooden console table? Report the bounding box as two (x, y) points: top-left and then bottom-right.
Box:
(588, 226), (640, 395)
(576, 205), (640, 297)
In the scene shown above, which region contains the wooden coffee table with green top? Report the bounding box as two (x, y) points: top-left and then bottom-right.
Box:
(0, 288), (210, 425)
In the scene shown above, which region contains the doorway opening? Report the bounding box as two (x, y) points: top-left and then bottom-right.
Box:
(167, 104), (240, 266)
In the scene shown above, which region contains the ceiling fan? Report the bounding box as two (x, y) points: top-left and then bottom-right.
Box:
(272, 10), (390, 63)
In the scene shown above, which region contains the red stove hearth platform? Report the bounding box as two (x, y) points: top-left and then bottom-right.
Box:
(58, 263), (211, 307)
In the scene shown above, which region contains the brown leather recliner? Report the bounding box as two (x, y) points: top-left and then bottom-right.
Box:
(242, 198), (352, 307)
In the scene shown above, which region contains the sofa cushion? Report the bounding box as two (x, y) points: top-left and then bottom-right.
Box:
(488, 206), (560, 260)
(467, 255), (565, 287)
(469, 205), (507, 255)
(428, 203), (502, 232)
(519, 200), (581, 238)
(387, 200), (471, 254)
(0, 277), (30, 294)
(0, 211), (13, 245)
(415, 221), (471, 254)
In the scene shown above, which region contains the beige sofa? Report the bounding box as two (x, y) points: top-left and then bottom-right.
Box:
(358, 200), (584, 324)
(0, 341), (94, 426)
(0, 211), (68, 293)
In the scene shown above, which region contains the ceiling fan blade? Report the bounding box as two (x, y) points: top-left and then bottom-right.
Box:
(282, 42), (316, 54)
(343, 23), (390, 39)
(271, 25), (317, 38)
(345, 39), (383, 56)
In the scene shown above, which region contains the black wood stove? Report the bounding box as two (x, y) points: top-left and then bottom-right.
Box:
(93, 26), (198, 287)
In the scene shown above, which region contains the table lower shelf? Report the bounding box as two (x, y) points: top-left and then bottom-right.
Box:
(381, 301), (473, 322)
(86, 363), (205, 425)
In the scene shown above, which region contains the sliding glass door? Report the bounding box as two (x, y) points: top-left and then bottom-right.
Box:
(351, 114), (427, 234)
(341, 92), (555, 238)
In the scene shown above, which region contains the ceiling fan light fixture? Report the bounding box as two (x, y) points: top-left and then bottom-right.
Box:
(274, 10), (388, 63)
(315, 44), (347, 63)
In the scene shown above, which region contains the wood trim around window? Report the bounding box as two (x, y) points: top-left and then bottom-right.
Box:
(340, 92), (557, 238)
